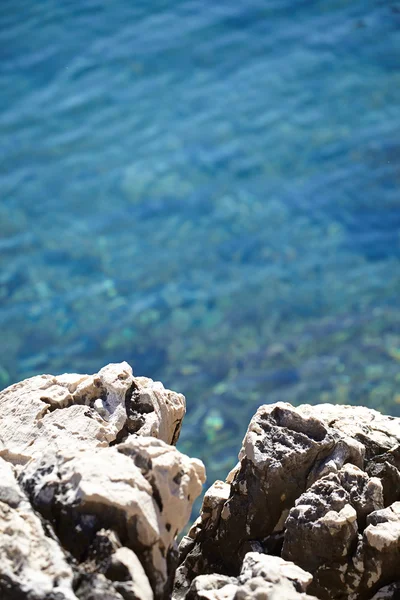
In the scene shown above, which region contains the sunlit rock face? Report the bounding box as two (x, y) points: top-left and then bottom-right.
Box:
(0, 361), (186, 465)
(2, 366), (400, 600)
(181, 553), (318, 600)
(175, 402), (400, 600)
(0, 363), (205, 600)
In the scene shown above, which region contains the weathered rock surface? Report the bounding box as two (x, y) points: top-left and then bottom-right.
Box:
(0, 456), (77, 600)
(0, 363), (204, 600)
(369, 581), (400, 599)
(176, 402), (400, 600)
(0, 362), (186, 465)
(20, 436), (204, 599)
(183, 553), (317, 600)
(2, 366), (400, 600)
(282, 464), (384, 599)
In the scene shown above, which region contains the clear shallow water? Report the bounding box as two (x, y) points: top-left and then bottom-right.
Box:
(1, 0), (400, 483)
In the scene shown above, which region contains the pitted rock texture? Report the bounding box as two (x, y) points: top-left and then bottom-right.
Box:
(181, 552), (317, 600)
(2, 369), (400, 600)
(0, 457), (77, 600)
(282, 464), (385, 599)
(369, 582), (400, 599)
(0, 364), (204, 600)
(0, 362), (186, 465)
(20, 437), (204, 599)
(175, 402), (400, 600)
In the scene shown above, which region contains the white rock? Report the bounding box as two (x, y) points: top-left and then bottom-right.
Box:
(0, 362), (186, 466)
(0, 457), (77, 599)
(21, 435), (205, 599)
(0, 362), (204, 600)
(130, 376), (186, 445)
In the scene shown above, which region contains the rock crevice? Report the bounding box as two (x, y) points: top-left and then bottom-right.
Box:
(0, 363), (203, 600)
(1, 365), (400, 600)
(176, 402), (400, 600)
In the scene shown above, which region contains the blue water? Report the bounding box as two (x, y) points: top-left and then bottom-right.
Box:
(1, 0), (400, 482)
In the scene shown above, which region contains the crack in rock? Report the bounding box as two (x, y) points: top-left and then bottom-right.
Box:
(2, 367), (400, 600)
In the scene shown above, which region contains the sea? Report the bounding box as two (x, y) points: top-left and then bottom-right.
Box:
(1, 0), (400, 486)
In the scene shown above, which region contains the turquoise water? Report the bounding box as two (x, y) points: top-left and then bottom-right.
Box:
(1, 0), (400, 483)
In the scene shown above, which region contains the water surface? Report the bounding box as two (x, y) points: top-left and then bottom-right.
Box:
(1, 0), (400, 483)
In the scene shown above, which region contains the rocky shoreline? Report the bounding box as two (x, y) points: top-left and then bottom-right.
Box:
(0, 362), (399, 599)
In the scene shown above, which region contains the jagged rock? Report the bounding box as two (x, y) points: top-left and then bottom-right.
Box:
(350, 502), (400, 600)
(238, 552), (315, 597)
(70, 528), (154, 600)
(0, 364), (204, 600)
(177, 403), (365, 577)
(185, 574), (236, 600)
(2, 367), (400, 600)
(0, 362), (186, 465)
(366, 445), (400, 506)
(176, 402), (400, 600)
(369, 581), (400, 599)
(183, 553), (317, 600)
(0, 456), (77, 600)
(20, 436), (204, 599)
(282, 464), (384, 598)
(295, 404), (400, 458)
(128, 376), (185, 445)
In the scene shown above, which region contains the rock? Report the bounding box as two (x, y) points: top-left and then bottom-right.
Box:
(177, 403), (366, 577)
(0, 363), (204, 600)
(351, 502), (400, 599)
(184, 553), (317, 600)
(128, 376), (186, 445)
(2, 368), (400, 600)
(176, 402), (400, 600)
(73, 529), (154, 600)
(369, 581), (400, 599)
(0, 457), (77, 600)
(186, 574), (237, 600)
(238, 552), (314, 594)
(0, 362), (185, 465)
(282, 464), (384, 598)
(295, 404), (400, 459)
(366, 445), (400, 506)
(19, 434), (204, 599)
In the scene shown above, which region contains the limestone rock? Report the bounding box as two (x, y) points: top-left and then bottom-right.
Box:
(183, 553), (317, 600)
(350, 502), (400, 600)
(296, 404), (400, 458)
(369, 581), (400, 599)
(186, 574), (237, 600)
(0, 362), (186, 465)
(0, 457), (77, 600)
(366, 445), (400, 506)
(176, 402), (400, 600)
(20, 436), (205, 599)
(0, 364), (204, 600)
(238, 552), (314, 594)
(73, 529), (154, 600)
(3, 366), (400, 600)
(282, 464), (384, 598)
(127, 376), (186, 445)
